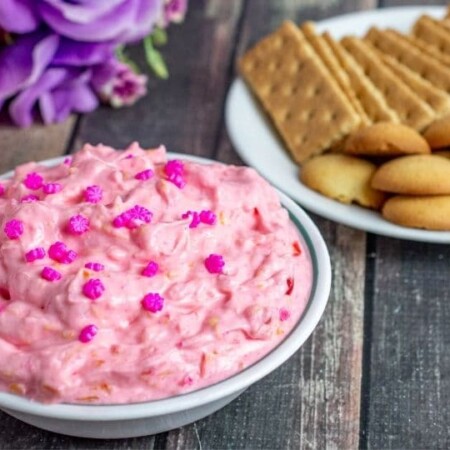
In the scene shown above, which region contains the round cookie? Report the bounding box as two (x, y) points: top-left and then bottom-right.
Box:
(382, 195), (450, 231)
(371, 154), (450, 195)
(344, 122), (430, 156)
(300, 154), (386, 209)
(423, 115), (450, 149)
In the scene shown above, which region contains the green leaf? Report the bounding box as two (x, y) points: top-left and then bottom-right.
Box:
(152, 28), (168, 46)
(144, 35), (169, 80)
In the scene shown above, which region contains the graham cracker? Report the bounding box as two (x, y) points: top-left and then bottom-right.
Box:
(323, 32), (400, 124)
(379, 52), (450, 118)
(365, 27), (450, 94)
(342, 37), (435, 130)
(398, 33), (450, 68)
(413, 15), (450, 54)
(238, 21), (361, 163)
(300, 22), (371, 127)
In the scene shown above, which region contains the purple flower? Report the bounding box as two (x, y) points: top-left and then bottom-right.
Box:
(9, 66), (98, 127)
(1, 0), (163, 43)
(92, 60), (147, 108)
(160, 0), (188, 27)
(0, 0), (39, 34)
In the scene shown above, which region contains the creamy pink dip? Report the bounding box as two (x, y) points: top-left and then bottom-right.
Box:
(0, 143), (312, 404)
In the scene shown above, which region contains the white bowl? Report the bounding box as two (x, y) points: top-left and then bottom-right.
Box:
(0, 154), (331, 438)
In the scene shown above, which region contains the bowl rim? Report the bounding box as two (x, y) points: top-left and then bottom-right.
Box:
(0, 153), (331, 421)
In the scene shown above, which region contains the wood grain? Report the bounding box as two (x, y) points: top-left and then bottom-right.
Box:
(77, 0), (244, 158)
(0, 116), (76, 174)
(363, 238), (450, 449)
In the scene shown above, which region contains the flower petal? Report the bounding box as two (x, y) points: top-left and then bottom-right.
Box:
(39, 0), (161, 42)
(53, 39), (115, 66)
(0, 33), (59, 102)
(9, 68), (66, 127)
(0, 0), (40, 33)
(39, 92), (56, 124)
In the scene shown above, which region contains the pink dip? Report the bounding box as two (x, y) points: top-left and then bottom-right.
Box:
(0, 143), (312, 404)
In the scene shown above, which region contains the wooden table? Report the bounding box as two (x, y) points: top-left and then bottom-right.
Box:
(0, 1), (449, 448)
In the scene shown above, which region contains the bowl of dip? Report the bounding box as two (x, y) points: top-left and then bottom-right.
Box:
(0, 145), (331, 438)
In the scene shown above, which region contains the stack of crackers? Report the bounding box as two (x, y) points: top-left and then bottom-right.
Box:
(239, 7), (450, 231)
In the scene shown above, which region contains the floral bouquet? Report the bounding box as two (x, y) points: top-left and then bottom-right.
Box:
(0, 0), (188, 127)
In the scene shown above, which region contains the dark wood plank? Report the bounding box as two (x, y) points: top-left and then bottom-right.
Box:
(364, 238), (450, 449)
(166, 0), (374, 448)
(77, 0), (244, 158)
(0, 116), (76, 173)
(363, 1), (450, 448)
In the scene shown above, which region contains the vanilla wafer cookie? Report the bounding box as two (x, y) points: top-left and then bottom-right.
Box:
(413, 15), (450, 54)
(379, 53), (450, 117)
(239, 21), (361, 163)
(300, 154), (386, 209)
(341, 37), (435, 130)
(301, 22), (370, 126)
(365, 28), (450, 94)
(323, 32), (399, 124)
(423, 115), (450, 149)
(344, 122), (430, 157)
(382, 195), (450, 231)
(372, 154), (450, 195)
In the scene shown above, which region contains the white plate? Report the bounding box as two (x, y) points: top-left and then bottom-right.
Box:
(225, 6), (450, 243)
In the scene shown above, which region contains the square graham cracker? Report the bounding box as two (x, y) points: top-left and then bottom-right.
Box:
(341, 37), (436, 130)
(322, 32), (400, 124)
(300, 22), (371, 127)
(399, 33), (450, 68)
(365, 27), (450, 95)
(238, 21), (361, 164)
(413, 15), (450, 54)
(379, 52), (450, 118)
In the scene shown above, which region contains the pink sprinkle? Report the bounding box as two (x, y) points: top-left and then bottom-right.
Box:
(4, 219), (24, 240)
(164, 160), (184, 176)
(84, 185), (103, 204)
(0, 184), (4, 196)
(125, 154), (134, 159)
(41, 266), (62, 282)
(67, 214), (90, 235)
(64, 157), (72, 166)
(142, 261), (159, 277)
(82, 278), (105, 300)
(135, 169), (154, 181)
(23, 172), (43, 190)
(189, 212), (200, 228)
(43, 183), (62, 195)
(167, 173), (186, 189)
(25, 247), (46, 262)
(181, 211), (200, 228)
(113, 205), (152, 229)
(85, 262), (104, 272)
(141, 293), (164, 312)
(20, 194), (39, 203)
(164, 160), (186, 189)
(199, 210), (216, 225)
(204, 254), (225, 274)
(48, 241), (77, 264)
(79, 324), (98, 343)
(279, 308), (291, 322)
